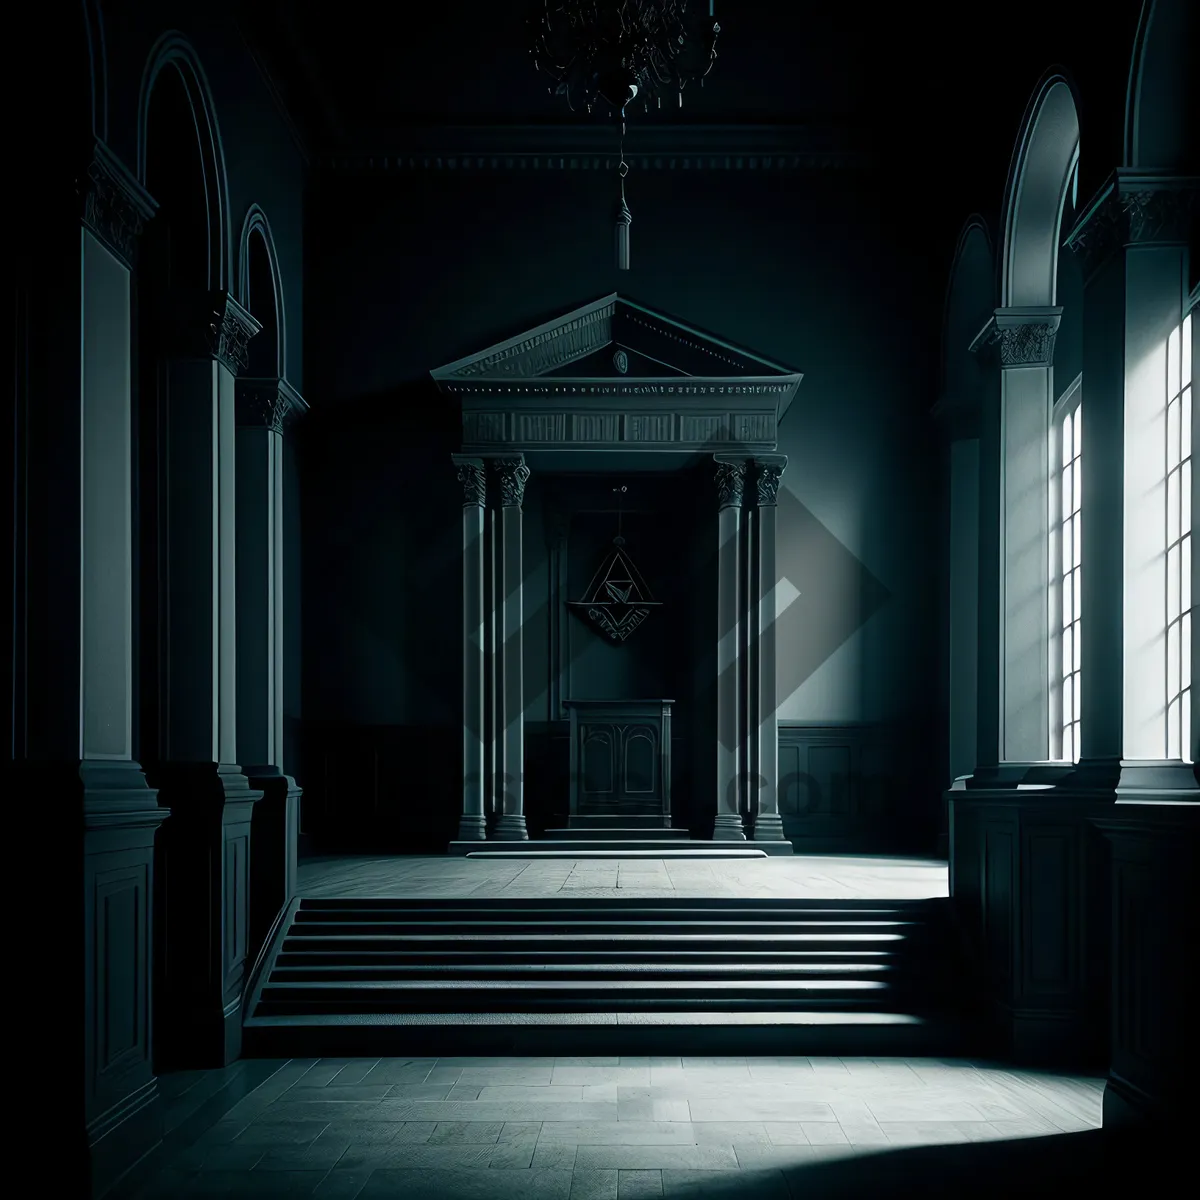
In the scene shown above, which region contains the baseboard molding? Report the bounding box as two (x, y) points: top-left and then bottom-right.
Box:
(88, 1077), (163, 1198)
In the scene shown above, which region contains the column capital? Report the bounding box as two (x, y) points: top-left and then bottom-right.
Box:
(489, 456), (530, 507)
(712, 455), (748, 509)
(451, 455), (486, 506)
(79, 138), (157, 270)
(1067, 170), (1199, 279)
(235, 377), (308, 434)
(208, 292), (262, 375)
(970, 307), (1062, 369)
(752, 455), (788, 506)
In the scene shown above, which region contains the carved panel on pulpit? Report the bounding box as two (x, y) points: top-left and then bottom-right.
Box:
(566, 699), (673, 825)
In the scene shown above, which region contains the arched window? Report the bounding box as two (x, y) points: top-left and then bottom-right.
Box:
(1165, 313), (1192, 760)
(1051, 376), (1082, 761)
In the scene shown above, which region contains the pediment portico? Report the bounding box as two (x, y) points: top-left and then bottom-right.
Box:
(431, 296), (802, 850)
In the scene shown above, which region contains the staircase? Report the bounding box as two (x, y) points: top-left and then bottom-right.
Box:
(243, 896), (976, 1056)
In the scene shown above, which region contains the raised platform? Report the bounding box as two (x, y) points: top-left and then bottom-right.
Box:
(450, 838), (793, 856)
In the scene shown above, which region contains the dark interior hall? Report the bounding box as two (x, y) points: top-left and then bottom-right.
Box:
(8, 1), (1198, 1196)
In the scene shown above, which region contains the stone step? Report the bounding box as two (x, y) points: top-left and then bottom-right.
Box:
(542, 827), (691, 840)
(454, 844), (782, 857)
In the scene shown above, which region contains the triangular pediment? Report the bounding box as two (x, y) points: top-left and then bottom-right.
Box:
(430, 294), (802, 385)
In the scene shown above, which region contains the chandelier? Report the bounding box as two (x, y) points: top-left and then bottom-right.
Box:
(529, 1), (721, 116)
(529, 2), (722, 272)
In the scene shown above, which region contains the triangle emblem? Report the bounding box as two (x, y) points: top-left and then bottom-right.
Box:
(569, 539), (662, 643)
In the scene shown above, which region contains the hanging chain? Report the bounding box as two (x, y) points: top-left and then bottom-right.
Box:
(613, 485), (627, 542)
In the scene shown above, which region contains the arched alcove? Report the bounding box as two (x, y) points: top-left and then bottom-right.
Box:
(237, 206), (286, 377)
(1125, 0), (1196, 171)
(80, 0), (107, 141)
(1001, 73), (1081, 310)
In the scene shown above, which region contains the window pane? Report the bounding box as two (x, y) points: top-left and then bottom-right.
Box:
(1168, 468), (1180, 545)
(1168, 697), (1181, 759)
(1168, 543), (1180, 620)
(1062, 414), (1073, 466)
(1062, 625), (1072, 676)
(1073, 512), (1082, 569)
(1184, 611), (1192, 690)
(1184, 460), (1193, 537)
(1183, 689), (1192, 763)
(1184, 535), (1192, 615)
(1063, 462), (1073, 515)
(1074, 622), (1082, 679)
(1169, 326), (1180, 398)
(1184, 316), (1193, 389)
(1074, 405), (1082, 454)
(1063, 724), (1074, 763)
(1073, 670), (1081, 725)
(1168, 620), (1180, 697)
(1064, 680), (1073, 724)
(1073, 565), (1082, 619)
(1073, 453), (1082, 514)
(1168, 398), (1181, 468)
(1062, 517), (1073, 575)
(1063, 570), (1074, 626)
(1183, 385), (1192, 459)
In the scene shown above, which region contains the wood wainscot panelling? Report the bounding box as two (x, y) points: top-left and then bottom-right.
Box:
(1093, 805), (1200, 1128)
(948, 790), (1109, 1068)
(777, 721), (935, 853)
(83, 787), (169, 1196)
(298, 722), (461, 850)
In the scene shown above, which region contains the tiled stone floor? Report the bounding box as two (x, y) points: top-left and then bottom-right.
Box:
(119, 1055), (1114, 1199)
(297, 854), (950, 902)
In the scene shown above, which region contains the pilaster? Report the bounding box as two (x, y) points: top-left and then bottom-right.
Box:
(712, 455), (748, 840)
(748, 456), (790, 848)
(453, 456), (488, 841)
(491, 456), (530, 841)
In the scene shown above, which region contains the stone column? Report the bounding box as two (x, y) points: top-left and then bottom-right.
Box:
(491, 456), (530, 840)
(153, 290), (264, 1068)
(749, 455), (789, 844)
(235, 376), (307, 963)
(713, 456), (748, 839)
(453, 455), (488, 840)
(71, 139), (169, 1195)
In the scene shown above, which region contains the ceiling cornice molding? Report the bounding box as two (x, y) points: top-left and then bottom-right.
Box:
(316, 123), (875, 174)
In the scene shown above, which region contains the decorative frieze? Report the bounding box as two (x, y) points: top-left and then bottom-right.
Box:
(208, 293), (262, 375)
(714, 458), (747, 510)
(235, 377), (308, 434)
(461, 407), (779, 448)
(447, 302), (614, 379)
(452, 456), (486, 507)
(79, 139), (157, 270)
(492, 458), (530, 508)
(445, 380), (795, 398)
(996, 322), (1058, 368)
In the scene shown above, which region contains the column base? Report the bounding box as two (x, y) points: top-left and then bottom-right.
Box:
(750, 812), (788, 842)
(457, 814), (488, 841)
(152, 762), (263, 1069)
(713, 813), (746, 840)
(493, 814), (528, 841)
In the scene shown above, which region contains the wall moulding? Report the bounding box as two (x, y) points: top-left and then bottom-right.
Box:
(314, 123), (875, 175)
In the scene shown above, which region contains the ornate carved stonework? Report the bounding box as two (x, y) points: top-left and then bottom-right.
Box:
(80, 140), (156, 269)
(492, 458), (530, 507)
(235, 377), (308, 434)
(454, 458), (486, 507)
(996, 322), (1058, 368)
(714, 459), (746, 510)
(208, 293), (262, 375)
(450, 303), (614, 379)
(1122, 188), (1196, 245)
(754, 460), (786, 506)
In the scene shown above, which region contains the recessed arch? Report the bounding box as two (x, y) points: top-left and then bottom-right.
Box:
(237, 204), (287, 377)
(81, 0), (108, 140)
(1125, 0), (1194, 170)
(136, 31), (231, 291)
(942, 216), (995, 404)
(1000, 71), (1081, 310)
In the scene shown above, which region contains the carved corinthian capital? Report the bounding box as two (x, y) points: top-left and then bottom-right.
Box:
(80, 139), (157, 269)
(753, 456), (788, 506)
(208, 293), (262, 375)
(996, 322), (1058, 368)
(713, 457), (746, 510)
(492, 457), (530, 507)
(453, 456), (486, 506)
(236, 377), (308, 435)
